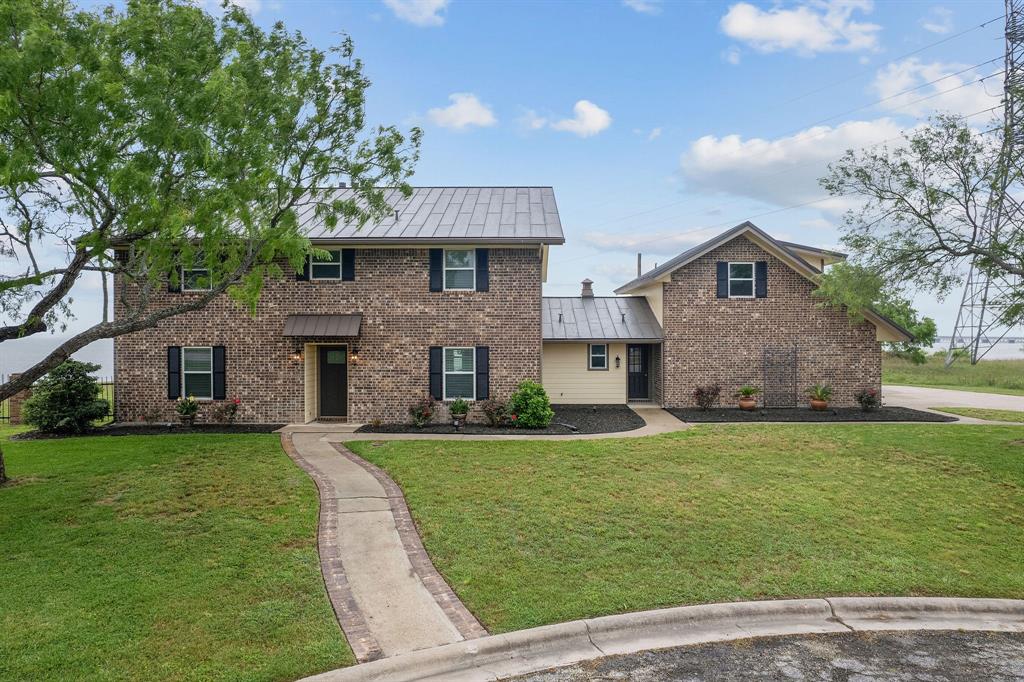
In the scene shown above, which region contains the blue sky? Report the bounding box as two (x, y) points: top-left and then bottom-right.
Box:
(0, 0), (1008, 375)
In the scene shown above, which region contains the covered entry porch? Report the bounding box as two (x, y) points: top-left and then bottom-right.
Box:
(284, 314), (362, 423)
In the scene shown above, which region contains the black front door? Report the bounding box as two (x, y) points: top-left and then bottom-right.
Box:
(318, 346), (348, 417)
(627, 344), (650, 400)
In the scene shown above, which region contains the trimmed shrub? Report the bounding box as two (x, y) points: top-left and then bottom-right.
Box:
(22, 360), (109, 433)
(855, 388), (882, 411)
(507, 380), (554, 429)
(480, 399), (507, 426)
(409, 395), (436, 428)
(693, 385), (721, 411)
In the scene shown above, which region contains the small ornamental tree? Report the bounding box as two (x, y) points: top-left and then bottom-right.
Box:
(507, 380), (554, 429)
(21, 360), (109, 433)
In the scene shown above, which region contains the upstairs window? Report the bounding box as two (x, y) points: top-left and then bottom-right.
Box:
(444, 249), (475, 290)
(182, 347), (213, 399)
(182, 256), (211, 291)
(728, 262), (754, 298)
(311, 250), (342, 280)
(443, 347), (475, 400)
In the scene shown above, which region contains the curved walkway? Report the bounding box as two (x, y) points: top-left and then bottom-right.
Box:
(302, 597), (1024, 682)
(282, 432), (486, 663)
(884, 385), (1024, 422)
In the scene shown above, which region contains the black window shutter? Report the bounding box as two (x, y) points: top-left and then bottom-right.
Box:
(755, 261), (768, 298)
(716, 262), (728, 298)
(475, 249), (489, 292)
(429, 346), (443, 399)
(167, 347), (181, 399)
(212, 346), (226, 400)
(296, 255), (310, 281)
(475, 346), (489, 400)
(342, 249), (355, 281)
(429, 249), (443, 292)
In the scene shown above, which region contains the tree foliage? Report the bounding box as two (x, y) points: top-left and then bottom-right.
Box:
(821, 113), (1022, 327)
(0, 0), (421, 400)
(21, 359), (109, 433)
(814, 262), (937, 363)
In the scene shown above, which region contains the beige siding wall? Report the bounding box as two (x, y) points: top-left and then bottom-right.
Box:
(303, 343), (318, 423)
(542, 342), (627, 404)
(630, 283), (664, 325)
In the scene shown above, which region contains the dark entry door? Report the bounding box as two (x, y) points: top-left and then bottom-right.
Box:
(627, 344), (650, 400)
(318, 346), (348, 417)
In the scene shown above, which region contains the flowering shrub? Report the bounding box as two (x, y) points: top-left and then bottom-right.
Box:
(507, 380), (554, 428)
(693, 385), (721, 411)
(215, 397), (241, 423)
(175, 395), (200, 417)
(855, 388), (882, 411)
(480, 399), (507, 426)
(409, 395), (436, 428)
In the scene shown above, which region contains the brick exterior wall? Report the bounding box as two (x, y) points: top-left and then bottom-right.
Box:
(113, 247), (543, 424)
(660, 235), (881, 408)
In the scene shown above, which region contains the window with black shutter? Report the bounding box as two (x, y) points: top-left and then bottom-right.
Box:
(429, 346), (443, 399)
(755, 261), (768, 298)
(475, 346), (489, 399)
(429, 250), (443, 292)
(475, 249), (489, 292)
(167, 346), (181, 399)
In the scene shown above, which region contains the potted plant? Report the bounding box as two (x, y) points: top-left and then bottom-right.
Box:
(734, 385), (760, 411)
(807, 383), (833, 411)
(449, 398), (470, 430)
(175, 395), (200, 426)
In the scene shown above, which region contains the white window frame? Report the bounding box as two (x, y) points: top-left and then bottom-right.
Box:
(182, 346), (214, 400)
(443, 248), (476, 291)
(588, 343), (608, 371)
(728, 262), (755, 299)
(181, 265), (212, 292)
(442, 346), (476, 401)
(310, 250), (342, 281)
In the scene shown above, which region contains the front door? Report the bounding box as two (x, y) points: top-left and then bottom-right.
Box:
(318, 345), (348, 417)
(627, 344), (650, 400)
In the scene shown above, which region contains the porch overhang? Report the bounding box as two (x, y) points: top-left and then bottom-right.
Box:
(283, 314), (362, 337)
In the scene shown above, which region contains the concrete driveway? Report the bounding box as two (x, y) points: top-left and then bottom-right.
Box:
(884, 385), (1024, 412)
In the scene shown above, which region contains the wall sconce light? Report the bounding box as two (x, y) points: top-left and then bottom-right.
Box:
(290, 342), (303, 362)
(349, 344), (360, 365)
(615, 355), (621, 369)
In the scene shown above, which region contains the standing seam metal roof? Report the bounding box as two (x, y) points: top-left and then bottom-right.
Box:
(298, 187), (564, 244)
(542, 297), (663, 341)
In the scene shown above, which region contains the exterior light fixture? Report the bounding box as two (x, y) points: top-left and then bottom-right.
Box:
(615, 355), (621, 369)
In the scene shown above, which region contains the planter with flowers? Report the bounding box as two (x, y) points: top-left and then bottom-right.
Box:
(807, 383), (833, 411)
(175, 396), (200, 426)
(449, 398), (470, 430)
(734, 385), (760, 411)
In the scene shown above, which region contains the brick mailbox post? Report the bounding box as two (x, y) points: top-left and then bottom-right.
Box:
(7, 373), (31, 425)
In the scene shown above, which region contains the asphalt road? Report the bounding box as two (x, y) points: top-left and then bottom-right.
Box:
(508, 630), (1024, 681)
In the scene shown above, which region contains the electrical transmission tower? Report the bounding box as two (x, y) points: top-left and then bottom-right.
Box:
(947, 0), (1024, 365)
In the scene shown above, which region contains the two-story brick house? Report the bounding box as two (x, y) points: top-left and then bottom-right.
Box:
(113, 187), (564, 424)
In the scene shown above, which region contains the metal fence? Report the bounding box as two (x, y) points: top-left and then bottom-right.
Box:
(0, 374), (114, 424)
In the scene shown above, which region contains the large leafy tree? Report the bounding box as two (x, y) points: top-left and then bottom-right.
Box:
(819, 113), (1022, 328)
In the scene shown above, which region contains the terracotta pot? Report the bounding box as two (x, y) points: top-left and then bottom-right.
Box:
(738, 397), (757, 411)
(810, 399), (829, 411)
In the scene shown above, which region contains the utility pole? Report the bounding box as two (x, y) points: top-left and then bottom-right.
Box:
(947, 0), (1024, 365)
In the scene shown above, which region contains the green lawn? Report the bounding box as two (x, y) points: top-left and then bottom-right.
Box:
(0, 433), (352, 681)
(349, 425), (1024, 634)
(883, 355), (1024, 395)
(930, 407), (1024, 423)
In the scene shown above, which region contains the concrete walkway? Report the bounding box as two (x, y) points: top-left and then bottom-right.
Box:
(282, 432), (486, 662)
(883, 385), (1024, 423)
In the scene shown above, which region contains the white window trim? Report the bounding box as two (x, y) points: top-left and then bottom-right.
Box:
(588, 343), (608, 371)
(442, 346), (476, 401)
(310, 250), (343, 281)
(181, 266), (212, 292)
(443, 248), (476, 291)
(182, 346), (214, 400)
(728, 261), (755, 299)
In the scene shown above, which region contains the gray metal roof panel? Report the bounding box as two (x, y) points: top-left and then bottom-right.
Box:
(542, 297), (663, 341)
(283, 314), (362, 337)
(300, 187), (564, 244)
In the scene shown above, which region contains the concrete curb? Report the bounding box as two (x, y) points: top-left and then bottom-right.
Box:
(300, 597), (1024, 682)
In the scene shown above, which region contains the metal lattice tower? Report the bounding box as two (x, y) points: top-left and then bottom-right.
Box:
(947, 0), (1024, 365)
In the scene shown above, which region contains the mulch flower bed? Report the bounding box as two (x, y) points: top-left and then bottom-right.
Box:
(668, 406), (957, 423)
(11, 423), (286, 440)
(356, 404), (646, 435)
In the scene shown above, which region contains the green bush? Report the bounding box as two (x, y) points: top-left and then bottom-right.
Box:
(22, 360), (109, 433)
(507, 380), (554, 429)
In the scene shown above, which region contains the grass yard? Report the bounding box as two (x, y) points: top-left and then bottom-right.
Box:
(0, 433), (352, 681)
(883, 355), (1024, 395)
(349, 424), (1024, 634)
(931, 407), (1024, 423)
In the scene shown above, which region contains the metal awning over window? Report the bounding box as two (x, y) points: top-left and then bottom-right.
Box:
(283, 314), (362, 337)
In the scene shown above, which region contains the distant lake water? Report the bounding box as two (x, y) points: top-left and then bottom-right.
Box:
(926, 338), (1024, 360)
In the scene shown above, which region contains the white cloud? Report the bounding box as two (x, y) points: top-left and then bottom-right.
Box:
(720, 0), (881, 56)
(519, 109), (548, 131)
(582, 227), (723, 253)
(870, 58), (1001, 117)
(427, 93), (497, 130)
(382, 0), (449, 27)
(921, 6), (953, 34)
(623, 0), (662, 14)
(722, 46), (742, 65)
(799, 217), (835, 230)
(595, 261), (644, 280)
(550, 100), (612, 137)
(647, 127), (663, 141)
(680, 118), (904, 208)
